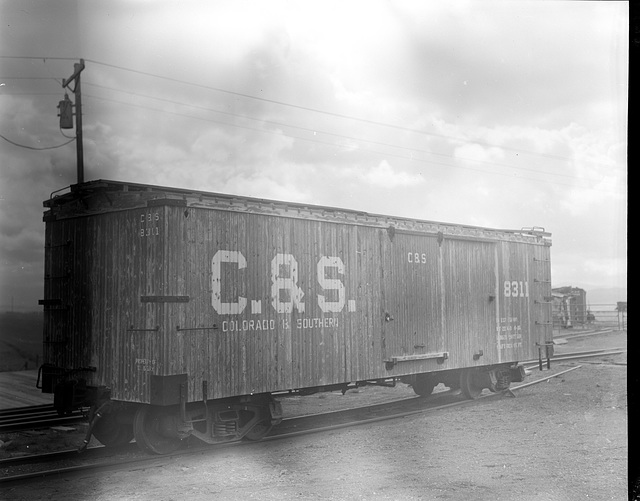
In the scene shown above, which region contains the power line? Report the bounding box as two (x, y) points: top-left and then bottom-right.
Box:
(0, 77), (61, 80)
(0, 133), (75, 150)
(2, 56), (623, 194)
(0, 74), (588, 185)
(0, 77), (64, 88)
(83, 93), (623, 195)
(0, 56), (78, 61)
(82, 81), (602, 185)
(3, 56), (577, 163)
(83, 58), (573, 163)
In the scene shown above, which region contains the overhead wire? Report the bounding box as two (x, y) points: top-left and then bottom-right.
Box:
(1, 56), (624, 194)
(83, 80), (592, 184)
(0, 133), (75, 150)
(0, 56), (79, 61)
(1, 82), (586, 189)
(0, 76), (62, 81)
(83, 58), (573, 163)
(59, 126), (76, 140)
(0, 71), (76, 148)
(0, 92), (61, 96)
(0, 57), (588, 168)
(83, 92), (622, 195)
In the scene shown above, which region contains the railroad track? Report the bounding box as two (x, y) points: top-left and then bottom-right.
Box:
(522, 347), (626, 370)
(0, 404), (88, 433)
(0, 345), (625, 485)
(0, 364), (587, 485)
(556, 328), (616, 340)
(1, 346), (623, 436)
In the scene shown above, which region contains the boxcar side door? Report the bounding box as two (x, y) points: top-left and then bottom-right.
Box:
(441, 238), (498, 368)
(380, 230), (443, 369)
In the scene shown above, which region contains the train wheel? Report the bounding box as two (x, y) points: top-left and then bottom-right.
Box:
(242, 420), (273, 441)
(92, 411), (134, 447)
(412, 374), (437, 396)
(459, 369), (483, 400)
(133, 405), (182, 455)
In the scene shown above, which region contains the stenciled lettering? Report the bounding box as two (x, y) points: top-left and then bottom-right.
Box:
(407, 252), (428, 264)
(317, 256), (345, 313)
(210, 251), (356, 319)
(503, 280), (529, 298)
(271, 253), (305, 314)
(222, 319), (276, 332)
(211, 250), (247, 314)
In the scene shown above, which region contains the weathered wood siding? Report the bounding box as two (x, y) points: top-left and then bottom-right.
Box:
(161, 206), (380, 400)
(495, 240), (553, 363)
(42, 181), (552, 404)
(440, 238), (498, 368)
(379, 232), (443, 370)
(43, 207), (168, 403)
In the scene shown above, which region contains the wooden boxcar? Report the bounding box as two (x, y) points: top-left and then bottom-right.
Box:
(39, 179), (553, 453)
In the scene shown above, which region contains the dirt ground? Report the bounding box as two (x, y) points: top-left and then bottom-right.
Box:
(2, 330), (628, 501)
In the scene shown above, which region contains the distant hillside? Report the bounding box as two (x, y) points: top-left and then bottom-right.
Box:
(0, 311), (43, 372)
(586, 288), (627, 307)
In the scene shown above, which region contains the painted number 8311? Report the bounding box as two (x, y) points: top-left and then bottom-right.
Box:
(503, 280), (529, 298)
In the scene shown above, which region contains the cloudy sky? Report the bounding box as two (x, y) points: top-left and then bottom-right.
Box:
(0, 1), (628, 311)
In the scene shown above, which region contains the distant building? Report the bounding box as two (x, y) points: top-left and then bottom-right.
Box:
(552, 286), (587, 328)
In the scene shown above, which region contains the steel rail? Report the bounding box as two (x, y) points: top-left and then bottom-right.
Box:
(0, 364), (584, 485)
(522, 349), (626, 369)
(558, 328), (615, 340)
(266, 365), (585, 440)
(521, 346), (624, 362)
(548, 347), (624, 357)
(0, 404), (54, 417)
(541, 350), (625, 363)
(511, 365), (582, 391)
(0, 408), (87, 433)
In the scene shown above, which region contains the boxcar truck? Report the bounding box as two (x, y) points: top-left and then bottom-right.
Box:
(38, 180), (553, 453)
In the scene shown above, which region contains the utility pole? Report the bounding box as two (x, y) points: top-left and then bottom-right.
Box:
(62, 59), (85, 184)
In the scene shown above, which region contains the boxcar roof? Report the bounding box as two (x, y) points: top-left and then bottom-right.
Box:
(43, 179), (551, 245)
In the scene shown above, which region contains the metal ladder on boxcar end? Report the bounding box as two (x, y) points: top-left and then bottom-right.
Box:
(532, 254), (553, 371)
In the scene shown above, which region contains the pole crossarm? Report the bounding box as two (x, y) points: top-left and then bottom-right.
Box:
(62, 59), (85, 89)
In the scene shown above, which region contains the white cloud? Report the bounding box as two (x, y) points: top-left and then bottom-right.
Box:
(453, 143), (504, 165)
(0, 0), (627, 309)
(223, 174), (309, 203)
(355, 160), (424, 189)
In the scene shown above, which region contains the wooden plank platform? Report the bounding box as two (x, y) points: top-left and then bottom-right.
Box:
(0, 370), (53, 410)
